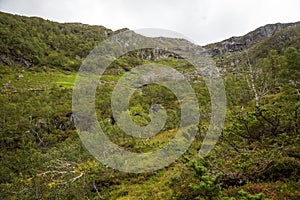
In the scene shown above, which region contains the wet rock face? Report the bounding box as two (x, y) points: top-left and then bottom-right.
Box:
(205, 22), (300, 55)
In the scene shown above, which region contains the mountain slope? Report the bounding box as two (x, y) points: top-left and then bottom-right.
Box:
(0, 11), (299, 200)
(1, 10), (299, 71)
(205, 21), (300, 56)
(0, 11), (113, 70)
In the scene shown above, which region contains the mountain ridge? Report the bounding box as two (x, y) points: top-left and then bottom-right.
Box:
(0, 11), (299, 70)
(204, 21), (300, 56)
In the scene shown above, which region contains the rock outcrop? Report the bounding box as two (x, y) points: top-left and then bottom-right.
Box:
(205, 22), (300, 56)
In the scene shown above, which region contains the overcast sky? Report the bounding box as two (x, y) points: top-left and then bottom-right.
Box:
(0, 0), (300, 45)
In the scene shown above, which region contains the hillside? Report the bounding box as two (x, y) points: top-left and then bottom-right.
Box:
(0, 11), (299, 199)
(0, 11), (114, 70)
(205, 21), (300, 55)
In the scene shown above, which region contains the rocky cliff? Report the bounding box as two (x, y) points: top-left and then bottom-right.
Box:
(204, 22), (300, 56)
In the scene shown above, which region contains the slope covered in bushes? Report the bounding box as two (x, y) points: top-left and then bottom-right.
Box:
(0, 11), (299, 199)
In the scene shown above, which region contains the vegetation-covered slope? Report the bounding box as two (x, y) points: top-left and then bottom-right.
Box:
(0, 11), (115, 71)
(0, 11), (299, 199)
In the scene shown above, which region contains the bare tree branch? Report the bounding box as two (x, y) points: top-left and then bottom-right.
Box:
(93, 180), (104, 199)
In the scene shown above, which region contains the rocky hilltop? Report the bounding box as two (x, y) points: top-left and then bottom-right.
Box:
(205, 22), (300, 56)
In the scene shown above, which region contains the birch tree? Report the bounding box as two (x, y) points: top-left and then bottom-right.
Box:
(243, 50), (283, 107)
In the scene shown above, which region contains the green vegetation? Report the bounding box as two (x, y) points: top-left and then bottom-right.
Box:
(0, 11), (299, 199)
